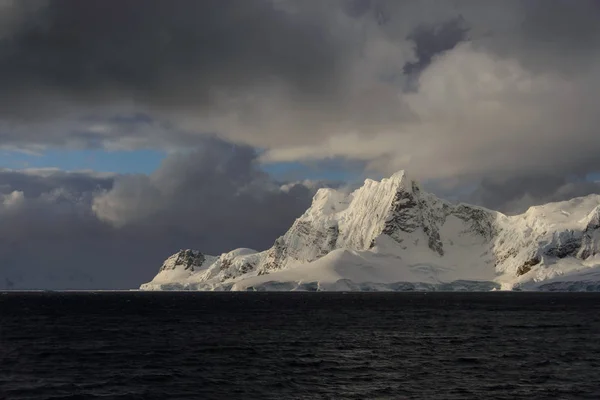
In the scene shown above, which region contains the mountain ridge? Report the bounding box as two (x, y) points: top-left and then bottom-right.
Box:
(141, 171), (600, 291)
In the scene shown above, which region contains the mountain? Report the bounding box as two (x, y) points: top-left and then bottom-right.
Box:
(140, 171), (600, 291)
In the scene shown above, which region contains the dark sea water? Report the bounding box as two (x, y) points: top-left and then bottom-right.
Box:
(1, 292), (600, 400)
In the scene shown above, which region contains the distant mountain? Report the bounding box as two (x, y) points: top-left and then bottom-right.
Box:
(141, 171), (600, 291)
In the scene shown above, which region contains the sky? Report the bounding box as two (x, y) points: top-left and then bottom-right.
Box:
(1, 0), (600, 289)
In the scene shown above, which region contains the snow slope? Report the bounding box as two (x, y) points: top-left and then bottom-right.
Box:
(140, 171), (600, 291)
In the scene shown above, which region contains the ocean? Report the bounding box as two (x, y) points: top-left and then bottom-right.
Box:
(1, 292), (600, 399)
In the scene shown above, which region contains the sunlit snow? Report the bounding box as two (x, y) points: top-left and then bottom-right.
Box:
(141, 171), (600, 292)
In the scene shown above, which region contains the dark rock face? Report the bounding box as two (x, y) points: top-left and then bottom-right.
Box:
(297, 221), (340, 258)
(579, 207), (600, 260)
(585, 208), (600, 232)
(239, 263), (254, 274)
(495, 247), (518, 267)
(258, 238), (286, 276)
(579, 237), (597, 260)
(382, 188), (420, 236)
(218, 256), (259, 281)
(258, 219), (341, 275)
(516, 256), (541, 276)
(382, 182), (497, 257)
(543, 208), (600, 261)
(319, 225), (340, 257)
(511, 207), (598, 265)
(159, 249), (205, 272)
(219, 258), (232, 271)
(382, 183), (444, 256)
(415, 186), (445, 257)
(423, 224), (444, 256)
(545, 232), (582, 259)
(452, 204), (497, 241)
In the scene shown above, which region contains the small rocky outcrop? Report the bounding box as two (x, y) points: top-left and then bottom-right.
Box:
(516, 256), (541, 276)
(159, 249), (205, 272)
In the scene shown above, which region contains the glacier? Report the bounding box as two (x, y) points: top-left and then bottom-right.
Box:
(140, 171), (600, 292)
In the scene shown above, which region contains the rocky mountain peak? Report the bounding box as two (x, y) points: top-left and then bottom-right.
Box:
(142, 171), (600, 292)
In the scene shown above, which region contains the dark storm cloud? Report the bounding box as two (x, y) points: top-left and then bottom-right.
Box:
(468, 174), (600, 215)
(403, 17), (469, 79)
(0, 168), (113, 197)
(484, 0), (600, 75)
(342, 0), (372, 18)
(1, 0), (600, 250)
(92, 139), (322, 251)
(0, 139), (329, 289)
(0, 0), (340, 119)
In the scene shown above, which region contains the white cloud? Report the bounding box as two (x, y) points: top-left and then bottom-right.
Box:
(1, 190), (24, 209)
(0, 141), (326, 289)
(0, 1), (599, 218)
(262, 40), (600, 183)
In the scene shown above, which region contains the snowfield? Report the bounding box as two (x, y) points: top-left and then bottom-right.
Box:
(140, 171), (600, 292)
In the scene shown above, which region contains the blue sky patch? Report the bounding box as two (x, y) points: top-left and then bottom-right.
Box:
(1, 149), (166, 174)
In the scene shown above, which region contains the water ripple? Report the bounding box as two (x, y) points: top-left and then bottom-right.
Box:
(1, 292), (600, 399)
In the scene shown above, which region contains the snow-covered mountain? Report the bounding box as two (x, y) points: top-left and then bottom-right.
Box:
(141, 171), (600, 291)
